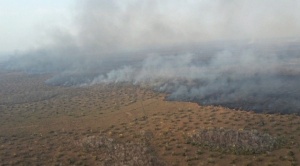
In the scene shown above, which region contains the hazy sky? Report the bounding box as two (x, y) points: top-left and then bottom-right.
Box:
(1, 0), (300, 54)
(0, 0), (74, 53)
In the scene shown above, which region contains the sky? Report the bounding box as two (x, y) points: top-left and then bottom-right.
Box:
(1, 0), (300, 55)
(0, 0), (74, 53)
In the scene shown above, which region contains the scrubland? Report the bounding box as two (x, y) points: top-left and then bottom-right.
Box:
(0, 72), (300, 165)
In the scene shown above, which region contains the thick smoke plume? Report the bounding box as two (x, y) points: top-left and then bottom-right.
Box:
(90, 44), (300, 114)
(1, 0), (300, 114)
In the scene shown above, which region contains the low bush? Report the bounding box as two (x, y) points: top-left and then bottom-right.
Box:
(187, 128), (285, 155)
(77, 135), (164, 166)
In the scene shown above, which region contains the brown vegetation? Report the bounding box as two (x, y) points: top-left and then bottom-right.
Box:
(0, 72), (300, 165)
(77, 135), (164, 166)
(187, 128), (285, 155)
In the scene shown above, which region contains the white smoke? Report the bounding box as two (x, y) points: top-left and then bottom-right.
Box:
(1, 0), (300, 113)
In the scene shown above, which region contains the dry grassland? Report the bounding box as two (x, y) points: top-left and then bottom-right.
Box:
(1, 72), (300, 165)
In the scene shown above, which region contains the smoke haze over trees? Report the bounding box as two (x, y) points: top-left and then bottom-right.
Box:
(1, 0), (300, 114)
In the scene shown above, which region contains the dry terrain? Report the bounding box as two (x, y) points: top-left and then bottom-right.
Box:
(1, 72), (300, 165)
